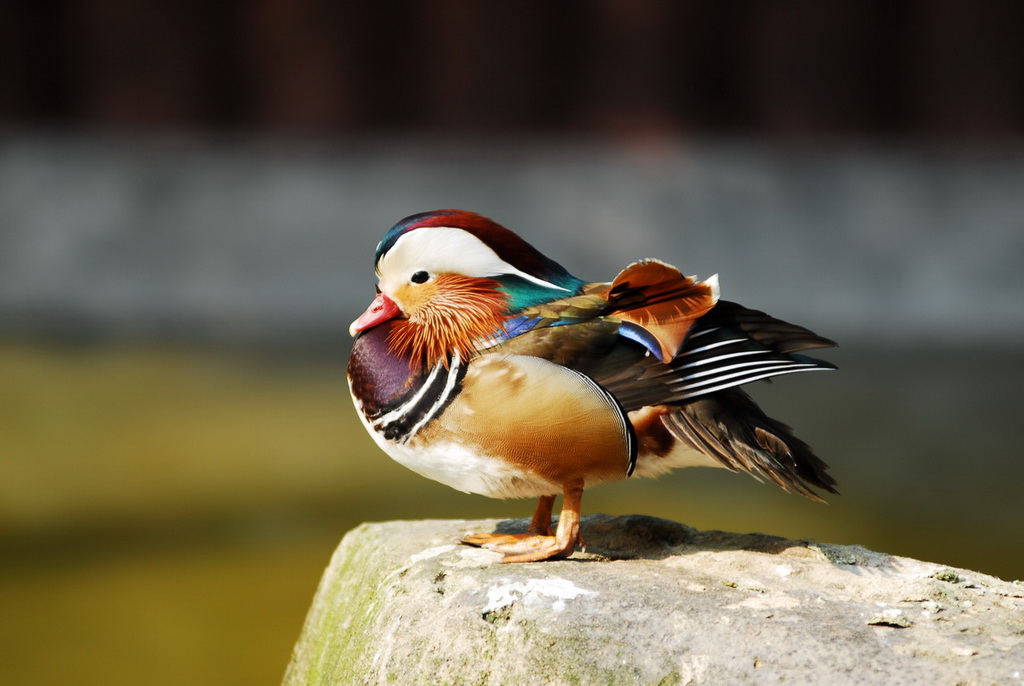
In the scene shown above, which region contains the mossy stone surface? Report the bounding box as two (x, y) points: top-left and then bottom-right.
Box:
(284, 515), (1024, 685)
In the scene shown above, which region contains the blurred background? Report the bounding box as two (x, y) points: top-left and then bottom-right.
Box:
(2, 1), (1023, 684)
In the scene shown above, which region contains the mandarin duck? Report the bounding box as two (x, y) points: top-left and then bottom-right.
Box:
(347, 210), (837, 563)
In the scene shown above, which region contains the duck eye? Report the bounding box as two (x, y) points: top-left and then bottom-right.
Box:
(410, 270), (430, 284)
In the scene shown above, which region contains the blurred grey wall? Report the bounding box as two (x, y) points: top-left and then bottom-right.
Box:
(2, 135), (1022, 349)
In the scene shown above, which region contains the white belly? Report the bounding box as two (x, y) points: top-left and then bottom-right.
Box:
(353, 396), (560, 499)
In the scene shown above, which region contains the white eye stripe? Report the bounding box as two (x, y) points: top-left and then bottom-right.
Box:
(378, 227), (569, 292)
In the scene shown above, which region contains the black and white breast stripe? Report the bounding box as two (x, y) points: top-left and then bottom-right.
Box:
(370, 351), (467, 443)
(670, 326), (835, 401)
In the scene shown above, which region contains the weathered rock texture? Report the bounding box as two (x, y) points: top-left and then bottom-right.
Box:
(283, 515), (1024, 685)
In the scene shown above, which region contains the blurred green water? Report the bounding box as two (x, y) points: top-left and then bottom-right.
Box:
(1, 342), (1021, 686)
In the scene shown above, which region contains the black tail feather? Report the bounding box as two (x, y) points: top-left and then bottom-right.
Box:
(701, 300), (837, 354)
(663, 388), (838, 501)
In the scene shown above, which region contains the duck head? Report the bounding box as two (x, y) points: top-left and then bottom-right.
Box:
(350, 210), (586, 369)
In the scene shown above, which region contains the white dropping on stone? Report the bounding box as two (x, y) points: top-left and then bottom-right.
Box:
(484, 577), (597, 614)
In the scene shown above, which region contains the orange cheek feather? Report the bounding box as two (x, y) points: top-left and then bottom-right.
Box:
(386, 275), (508, 369)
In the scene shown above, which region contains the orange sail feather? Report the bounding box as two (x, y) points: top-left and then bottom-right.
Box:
(606, 259), (719, 362)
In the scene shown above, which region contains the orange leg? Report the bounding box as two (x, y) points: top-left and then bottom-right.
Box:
(527, 494), (556, 536)
(503, 484), (583, 563)
(461, 486), (584, 563)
